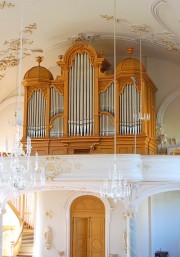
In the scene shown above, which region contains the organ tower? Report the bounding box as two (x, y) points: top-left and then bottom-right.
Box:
(22, 41), (157, 155)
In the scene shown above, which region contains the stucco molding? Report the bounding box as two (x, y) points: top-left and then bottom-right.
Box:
(157, 88), (180, 125)
(64, 191), (112, 257)
(0, 96), (24, 112)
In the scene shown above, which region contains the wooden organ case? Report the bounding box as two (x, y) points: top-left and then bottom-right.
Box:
(22, 42), (157, 155)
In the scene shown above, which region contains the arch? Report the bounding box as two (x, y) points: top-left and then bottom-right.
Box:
(0, 96), (24, 113)
(64, 191), (112, 257)
(135, 183), (180, 208)
(157, 88), (180, 125)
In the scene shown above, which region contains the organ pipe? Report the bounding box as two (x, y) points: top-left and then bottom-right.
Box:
(100, 83), (114, 136)
(68, 52), (94, 136)
(27, 90), (46, 138)
(119, 83), (141, 135)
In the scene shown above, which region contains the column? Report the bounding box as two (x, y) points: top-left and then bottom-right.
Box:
(0, 208), (6, 257)
(127, 207), (137, 257)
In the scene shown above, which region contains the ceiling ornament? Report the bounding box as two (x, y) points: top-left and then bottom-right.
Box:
(69, 33), (101, 44)
(0, 1), (15, 9)
(0, 23), (37, 79)
(0, 74), (4, 80)
(150, 32), (180, 52)
(100, 14), (128, 24)
(130, 24), (151, 34)
(23, 23), (37, 35)
(150, 0), (180, 51)
(151, 0), (171, 33)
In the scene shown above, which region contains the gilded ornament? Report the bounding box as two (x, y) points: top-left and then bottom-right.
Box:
(119, 78), (141, 94)
(51, 84), (64, 96)
(99, 81), (113, 93)
(69, 33), (100, 44)
(0, 1), (15, 9)
(28, 87), (47, 100)
(130, 24), (150, 33)
(23, 23), (37, 35)
(100, 14), (128, 24)
(36, 56), (44, 66)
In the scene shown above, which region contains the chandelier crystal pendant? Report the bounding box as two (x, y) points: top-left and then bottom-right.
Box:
(100, 162), (137, 202)
(0, 122), (45, 190)
(100, 0), (137, 202)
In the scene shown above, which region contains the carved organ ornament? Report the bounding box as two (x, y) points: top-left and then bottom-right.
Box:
(22, 41), (157, 155)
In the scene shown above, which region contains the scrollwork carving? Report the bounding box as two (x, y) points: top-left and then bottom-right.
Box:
(51, 84), (64, 96)
(118, 77), (141, 94)
(68, 49), (95, 68)
(27, 86), (47, 100)
(99, 80), (113, 93)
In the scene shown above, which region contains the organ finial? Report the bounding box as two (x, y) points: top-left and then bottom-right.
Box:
(127, 48), (134, 58)
(36, 56), (44, 66)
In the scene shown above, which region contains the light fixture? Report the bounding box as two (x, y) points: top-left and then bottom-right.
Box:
(100, 0), (136, 202)
(0, 0), (45, 191)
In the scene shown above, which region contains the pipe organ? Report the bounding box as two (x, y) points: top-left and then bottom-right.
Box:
(22, 42), (157, 155)
(68, 52), (94, 137)
(119, 83), (141, 135)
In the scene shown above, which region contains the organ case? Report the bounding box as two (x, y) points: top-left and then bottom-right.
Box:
(22, 41), (157, 155)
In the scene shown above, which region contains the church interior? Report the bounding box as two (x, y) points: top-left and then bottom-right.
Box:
(1, 0), (180, 257)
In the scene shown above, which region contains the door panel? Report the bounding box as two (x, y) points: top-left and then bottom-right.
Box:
(71, 196), (105, 257)
(73, 217), (88, 257)
(89, 217), (104, 257)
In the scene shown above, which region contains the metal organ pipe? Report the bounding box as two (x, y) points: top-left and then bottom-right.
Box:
(119, 84), (141, 135)
(68, 52), (94, 136)
(50, 86), (64, 137)
(27, 90), (46, 138)
(99, 83), (114, 136)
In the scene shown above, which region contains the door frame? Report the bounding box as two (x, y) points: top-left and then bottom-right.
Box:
(64, 192), (112, 257)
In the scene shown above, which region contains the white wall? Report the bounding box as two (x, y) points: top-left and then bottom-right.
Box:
(34, 191), (127, 257)
(151, 191), (180, 257)
(146, 57), (180, 110)
(109, 199), (126, 257)
(34, 190), (71, 257)
(137, 198), (150, 257)
(0, 100), (23, 152)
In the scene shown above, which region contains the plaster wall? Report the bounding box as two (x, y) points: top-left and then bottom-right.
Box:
(137, 198), (150, 257)
(151, 191), (180, 257)
(0, 100), (23, 152)
(34, 190), (180, 257)
(34, 191), (127, 257)
(146, 57), (180, 110)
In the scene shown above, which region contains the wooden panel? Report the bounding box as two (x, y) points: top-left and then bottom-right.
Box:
(71, 196), (105, 257)
(72, 218), (88, 257)
(89, 217), (104, 257)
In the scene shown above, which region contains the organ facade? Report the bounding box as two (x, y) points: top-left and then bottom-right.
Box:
(22, 41), (157, 155)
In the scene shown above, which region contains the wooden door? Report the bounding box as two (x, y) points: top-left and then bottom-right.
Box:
(71, 196), (105, 257)
(72, 217), (88, 257)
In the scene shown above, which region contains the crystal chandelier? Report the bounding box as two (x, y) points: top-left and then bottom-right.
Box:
(100, 0), (136, 202)
(0, 126), (45, 190)
(100, 161), (137, 202)
(0, 0), (45, 191)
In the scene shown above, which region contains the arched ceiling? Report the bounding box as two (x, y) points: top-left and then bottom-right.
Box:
(0, 0), (180, 103)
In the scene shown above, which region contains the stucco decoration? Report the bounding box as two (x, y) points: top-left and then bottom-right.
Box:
(44, 226), (52, 250)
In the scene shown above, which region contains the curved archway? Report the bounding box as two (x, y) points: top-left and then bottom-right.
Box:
(70, 195), (105, 257)
(64, 191), (111, 257)
(157, 88), (180, 125)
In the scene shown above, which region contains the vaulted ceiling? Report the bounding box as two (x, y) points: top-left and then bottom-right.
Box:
(0, 0), (180, 104)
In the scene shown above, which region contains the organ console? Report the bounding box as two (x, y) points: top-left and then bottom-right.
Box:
(21, 41), (157, 155)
